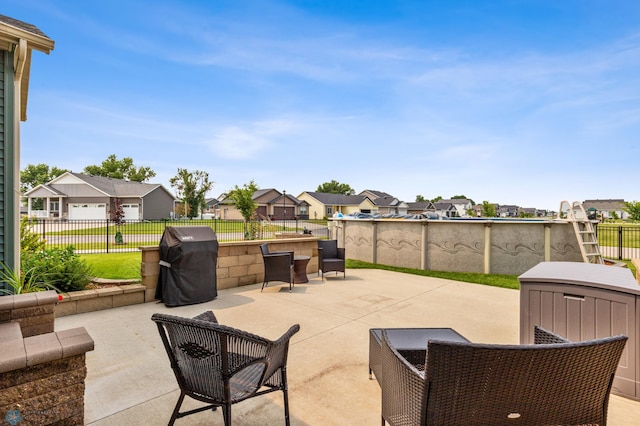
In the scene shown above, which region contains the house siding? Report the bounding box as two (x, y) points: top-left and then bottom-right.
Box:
(141, 187), (174, 220)
(1, 50), (17, 271)
(0, 51), (5, 268)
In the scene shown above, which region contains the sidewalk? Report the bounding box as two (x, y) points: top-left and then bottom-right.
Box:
(55, 269), (640, 425)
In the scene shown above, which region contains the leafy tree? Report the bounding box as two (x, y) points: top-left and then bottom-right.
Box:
(169, 168), (213, 218)
(20, 163), (68, 193)
(431, 195), (443, 203)
(415, 195), (426, 202)
(481, 201), (497, 217)
(227, 180), (259, 239)
(83, 154), (156, 182)
(623, 201), (640, 221)
(316, 180), (355, 195)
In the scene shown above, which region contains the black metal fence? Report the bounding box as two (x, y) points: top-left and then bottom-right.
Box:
(595, 224), (640, 260)
(28, 218), (329, 254)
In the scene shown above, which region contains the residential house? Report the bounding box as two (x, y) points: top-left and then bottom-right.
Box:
(297, 192), (375, 219)
(406, 201), (435, 215)
(218, 188), (308, 221)
(359, 189), (409, 215)
(583, 199), (629, 220)
(498, 205), (520, 217)
(0, 14), (54, 270)
(432, 201), (459, 218)
(24, 172), (175, 220)
(440, 199), (473, 218)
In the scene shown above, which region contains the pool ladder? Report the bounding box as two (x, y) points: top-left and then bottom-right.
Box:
(558, 201), (604, 264)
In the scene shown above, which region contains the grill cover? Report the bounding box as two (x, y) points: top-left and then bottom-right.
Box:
(156, 226), (218, 307)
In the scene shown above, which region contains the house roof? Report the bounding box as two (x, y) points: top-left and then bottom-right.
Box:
(37, 172), (174, 199)
(72, 173), (174, 198)
(303, 191), (367, 206)
(0, 14), (55, 121)
(432, 201), (456, 210)
(360, 189), (394, 199)
(583, 199), (626, 210)
(441, 198), (472, 205)
(407, 201), (434, 211)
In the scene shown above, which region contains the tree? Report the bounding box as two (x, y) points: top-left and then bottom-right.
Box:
(316, 180), (355, 195)
(481, 201), (497, 217)
(623, 201), (640, 221)
(227, 180), (259, 239)
(20, 163), (67, 193)
(415, 195), (426, 202)
(83, 154), (156, 182)
(431, 195), (443, 203)
(169, 168), (213, 218)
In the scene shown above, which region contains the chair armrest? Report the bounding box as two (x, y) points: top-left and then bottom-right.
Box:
(263, 324), (300, 379)
(380, 330), (425, 425)
(533, 325), (570, 344)
(264, 251), (294, 265)
(337, 248), (345, 260)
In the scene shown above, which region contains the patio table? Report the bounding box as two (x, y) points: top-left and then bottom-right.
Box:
(369, 328), (469, 383)
(293, 255), (311, 283)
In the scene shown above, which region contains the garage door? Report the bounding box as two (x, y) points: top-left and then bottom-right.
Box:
(123, 204), (140, 220)
(68, 203), (106, 220)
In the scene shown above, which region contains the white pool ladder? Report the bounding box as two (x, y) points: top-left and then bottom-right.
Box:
(558, 200), (604, 264)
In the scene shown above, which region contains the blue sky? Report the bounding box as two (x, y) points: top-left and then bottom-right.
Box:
(6, 0), (640, 210)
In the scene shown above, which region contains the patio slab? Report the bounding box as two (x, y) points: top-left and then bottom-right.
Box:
(54, 268), (640, 425)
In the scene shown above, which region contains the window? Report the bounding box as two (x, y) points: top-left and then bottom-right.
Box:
(327, 207), (333, 215)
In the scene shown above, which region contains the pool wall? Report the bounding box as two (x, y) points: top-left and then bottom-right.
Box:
(332, 219), (582, 275)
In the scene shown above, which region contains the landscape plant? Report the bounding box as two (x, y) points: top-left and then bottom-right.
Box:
(227, 180), (259, 239)
(21, 246), (93, 293)
(0, 264), (60, 295)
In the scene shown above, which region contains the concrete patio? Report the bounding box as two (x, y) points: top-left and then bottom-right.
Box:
(55, 268), (640, 425)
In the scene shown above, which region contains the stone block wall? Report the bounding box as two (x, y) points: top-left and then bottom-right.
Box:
(0, 291), (94, 425)
(0, 355), (87, 425)
(141, 237), (319, 299)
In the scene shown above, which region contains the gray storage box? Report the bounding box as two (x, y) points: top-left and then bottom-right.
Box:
(156, 226), (218, 307)
(519, 261), (639, 400)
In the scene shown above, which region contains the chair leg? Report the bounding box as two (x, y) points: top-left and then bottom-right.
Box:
(222, 404), (232, 426)
(261, 280), (267, 292)
(282, 369), (291, 426)
(168, 391), (186, 426)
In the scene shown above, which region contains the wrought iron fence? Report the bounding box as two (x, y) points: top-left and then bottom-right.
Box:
(28, 218), (329, 254)
(595, 224), (640, 260)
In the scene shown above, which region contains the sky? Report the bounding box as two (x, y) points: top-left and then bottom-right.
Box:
(5, 0), (640, 211)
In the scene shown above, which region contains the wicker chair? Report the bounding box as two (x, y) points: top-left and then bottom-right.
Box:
(151, 312), (300, 425)
(317, 239), (345, 280)
(380, 326), (627, 426)
(260, 243), (294, 292)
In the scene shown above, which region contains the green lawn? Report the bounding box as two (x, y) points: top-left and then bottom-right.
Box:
(81, 252), (522, 288)
(82, 252), (142, 280)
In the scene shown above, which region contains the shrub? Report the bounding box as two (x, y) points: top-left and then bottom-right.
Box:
(21, 246), (93, 293)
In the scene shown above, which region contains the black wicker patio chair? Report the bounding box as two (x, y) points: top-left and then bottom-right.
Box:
(151, 312), (300, 425)
(260, 243), (294, 292)
(380, 325), (627, 426)
(317, 239), (345, 280)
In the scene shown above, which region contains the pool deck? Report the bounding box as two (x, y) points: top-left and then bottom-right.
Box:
(55, 268), (640, 425)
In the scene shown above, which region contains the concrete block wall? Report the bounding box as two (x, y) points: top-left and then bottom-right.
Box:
(0, 290), (94, 425)
(141, 237), (319, 299)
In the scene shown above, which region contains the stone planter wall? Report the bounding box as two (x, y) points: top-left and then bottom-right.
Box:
(0, 291), (94, 425)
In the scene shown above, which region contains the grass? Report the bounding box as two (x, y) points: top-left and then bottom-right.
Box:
(80, 253), (636, 287)
(82, 252), (142, 280)
(347, 259), (521, 289)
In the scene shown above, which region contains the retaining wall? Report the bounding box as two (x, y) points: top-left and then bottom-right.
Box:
(332, 218), (583, 275)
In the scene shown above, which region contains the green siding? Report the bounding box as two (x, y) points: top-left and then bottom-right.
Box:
(1, 49), (17, 277)
(0, 51), (5, 269)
